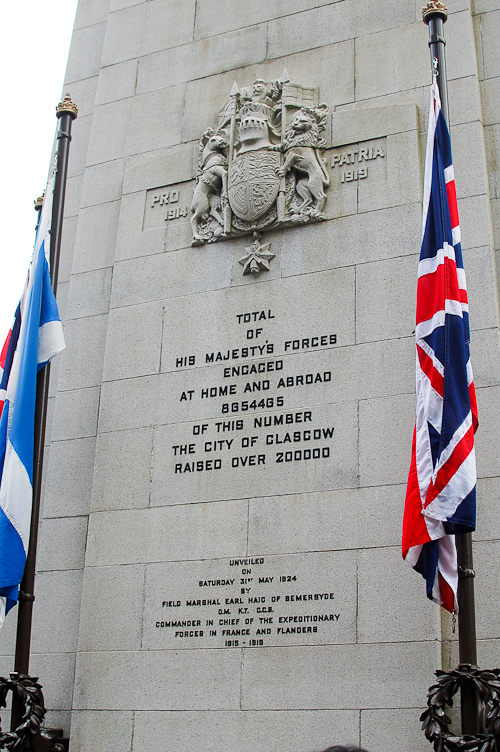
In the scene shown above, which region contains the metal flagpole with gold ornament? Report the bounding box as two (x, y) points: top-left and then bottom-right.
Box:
(4, 94), (78, 752)
(418, 5), (500, 750)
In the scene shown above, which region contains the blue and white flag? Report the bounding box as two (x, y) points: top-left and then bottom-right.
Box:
(0, 176), (65, 627)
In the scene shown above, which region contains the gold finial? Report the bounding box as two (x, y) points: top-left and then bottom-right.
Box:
(34, 193), (45, 212)
(422, 1), (448, 23)
(56, 93), (78, 119)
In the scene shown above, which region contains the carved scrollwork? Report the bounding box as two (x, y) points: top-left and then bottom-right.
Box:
(421, 665), (500, 752)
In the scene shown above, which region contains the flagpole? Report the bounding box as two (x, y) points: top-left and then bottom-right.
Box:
(422, 3), (479, 736)
(11, 94), (77, 733)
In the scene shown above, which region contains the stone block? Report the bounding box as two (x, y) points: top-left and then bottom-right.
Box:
(30, 570), (84, 654)
(95, 60), (138, 105)
(78, 564), (145, 651)
(448, 75), (483, 128)
(182, 42), (355, 144)
(57, 315), (108, 391)
(136, 24), (267, 94)
(359, 393), (416, 487)
(356, 254), (419, 344)
(476, 10), (500, 80)
(161, 267), (355, 370)
(463, 247), (500, 331)
(43, 437), (96, 518)
(459, 194), (495, 249)
(102, 301), (163, 380)
(474, 0), (500, 10)
(67, 115), (92, 178)
(357, 547), (439, 644)
(480, 76), (500, 125)
(110, 245), (231, 309)
(60, 76), (98, 119)
(133, 709), (359, 752)
(332, 103), (418, 146)
(37, 517), (88, 571)
(122, 144), (195, 194)
(29, 653), (76, 711)
(248, 484), (406, 554)
(66, 268), (112, 319)
(471, 327), (500, 388)
(451, 121), (490, 200)
(143, 551), (356, 650)
(51, 387), (100, 441)
(474, 540), (500, 640)
(69, 711), (134, 752)
(357, 130), (421, 212)
(110, 0), (145, 9)
(63, 174), (84, 219)
(361, 708), (429, 752)
(477, 638), (500, 669)
(486, 125), (500, 198)
(356, 12), (476, 102)
(64, 23), (107, 85)
(102, 1), (196, 67)
(0, 604), (17, 655)
(74, 0), (111, 29)
(475, 386), (500, 477)
(72, 201), (121, 274)
(44, 711), (72, 738)
(476, 477), (500, 541)
(115, 192), (157, 261)
(80, 159), (125, 207)
(100, 3), (144, 65)
(241, 641), (440, 709)
(139, 0), (196, 57)
(151, 399), (358, 505)
(86, 85), (185, 165)
(73, 649), (242, 710)
(267, 1), (416, 61)
(282, 203), (421, 277)
(59, 215), (78, 284)
(85, 499), (247, 566)
(91, 426), (153, 511)
(195, 0), (341, 39)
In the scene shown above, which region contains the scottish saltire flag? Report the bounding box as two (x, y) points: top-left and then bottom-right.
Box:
(402, 82), (478, 613)
(0, 176), (65, 627)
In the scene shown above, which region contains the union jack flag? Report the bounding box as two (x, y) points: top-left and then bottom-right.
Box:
(402, 82), (478, 613)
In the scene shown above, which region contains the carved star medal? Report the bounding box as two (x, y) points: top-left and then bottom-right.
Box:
(239, 233), (275, 276)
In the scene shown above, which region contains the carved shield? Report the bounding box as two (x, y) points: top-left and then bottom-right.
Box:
(228, 150), (280, 221)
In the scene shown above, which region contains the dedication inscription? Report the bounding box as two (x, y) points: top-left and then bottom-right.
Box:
(144, 552), (356, 649)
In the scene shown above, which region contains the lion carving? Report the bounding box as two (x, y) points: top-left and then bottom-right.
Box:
(190, 129), (228, 245)
(277, 107), (330, 219)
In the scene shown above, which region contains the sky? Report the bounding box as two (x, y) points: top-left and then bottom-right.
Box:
(0, 1), (79, 341)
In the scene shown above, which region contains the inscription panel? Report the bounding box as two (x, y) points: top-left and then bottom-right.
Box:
(151, 268), (359, 504)
(144, 182), (192, 231)
(151, 398), (358, 505)
(144, 552), (357, 649)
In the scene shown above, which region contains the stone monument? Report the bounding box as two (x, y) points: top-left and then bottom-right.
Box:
(1, 2), (500, 752)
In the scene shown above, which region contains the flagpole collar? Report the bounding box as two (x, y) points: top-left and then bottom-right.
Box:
(422, 1), (448, 23)
(56, 94), (78, 119)
(34, 193), (45, 212)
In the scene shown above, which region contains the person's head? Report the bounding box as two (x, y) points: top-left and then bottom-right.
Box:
(252, 79), (268, 100)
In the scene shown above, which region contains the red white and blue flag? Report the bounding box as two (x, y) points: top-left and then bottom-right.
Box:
(0, 176), (65, 627)
(402, 82), (478, 613)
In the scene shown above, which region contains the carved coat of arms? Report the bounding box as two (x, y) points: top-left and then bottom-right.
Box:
(190, 72), (331, 273)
